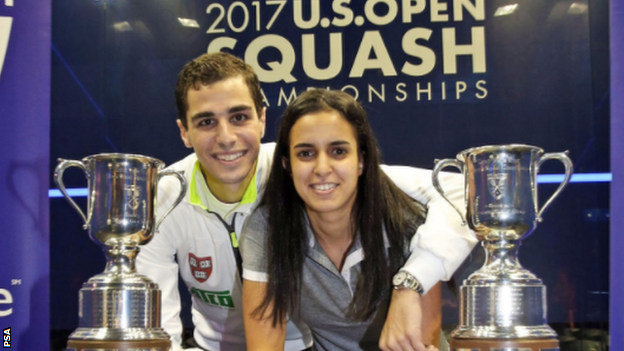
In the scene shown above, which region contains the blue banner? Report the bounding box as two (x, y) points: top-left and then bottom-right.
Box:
(0, 0), (50, 349)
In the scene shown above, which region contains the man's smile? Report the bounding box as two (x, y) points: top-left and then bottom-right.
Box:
(214, 151), (246, 162)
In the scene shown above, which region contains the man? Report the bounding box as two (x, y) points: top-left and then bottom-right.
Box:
(136, 52), (476, 351)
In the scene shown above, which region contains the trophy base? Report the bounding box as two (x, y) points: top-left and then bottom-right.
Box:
(450, 337), (559, 351)
(67, 338), (171, 351)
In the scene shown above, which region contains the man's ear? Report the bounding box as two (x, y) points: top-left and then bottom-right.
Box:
(176, 119), (192, 148)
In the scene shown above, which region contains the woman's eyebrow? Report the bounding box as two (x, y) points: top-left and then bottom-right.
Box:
(293, 140), (350, 148)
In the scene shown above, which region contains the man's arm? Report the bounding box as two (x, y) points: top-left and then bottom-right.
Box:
(381, 165), (476, 292)
(380, 165), (477, 350)
(136, 182), (187, 351)
(136, 231), (185, 350)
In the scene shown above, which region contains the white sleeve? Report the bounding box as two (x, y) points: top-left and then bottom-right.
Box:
(381, 165), (478, 294)
(136, 183), (186, 350)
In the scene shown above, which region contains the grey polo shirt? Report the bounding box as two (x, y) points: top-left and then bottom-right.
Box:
(241, 209), (394, 351)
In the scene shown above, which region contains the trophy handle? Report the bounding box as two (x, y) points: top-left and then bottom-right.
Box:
(535, 151), (574, 221)
(155, 169), (187, 232)
(54, 159), (91, 229)
(432, 158), (466, 225)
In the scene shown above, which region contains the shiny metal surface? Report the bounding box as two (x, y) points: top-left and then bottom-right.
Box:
(467, 239), (540, 284)
(54, 153), (186, 247)
(69, 327), (170, 342)
(66, 338), (171, 351)
(68, 246), (170, 341)
(66, 348), (167, 351)
(433, 144), (573, 241)
(55, 153), (186, 343)
(432, 144), (573, 341)
(454, 284), (557, 339)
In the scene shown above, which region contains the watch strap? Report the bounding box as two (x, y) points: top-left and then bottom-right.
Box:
(394, 271), (424, 295)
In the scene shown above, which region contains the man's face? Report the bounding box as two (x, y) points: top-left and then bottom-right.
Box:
(178, 76), (266, 196)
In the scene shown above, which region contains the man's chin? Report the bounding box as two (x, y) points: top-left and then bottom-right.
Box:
(203, 158), (256, 187)
(212, 169), (253, 186)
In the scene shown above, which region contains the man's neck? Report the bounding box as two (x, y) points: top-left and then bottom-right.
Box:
(202, 163), (257, 204)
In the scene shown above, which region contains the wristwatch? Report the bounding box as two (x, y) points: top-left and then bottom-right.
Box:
(392, 271), (424, 295)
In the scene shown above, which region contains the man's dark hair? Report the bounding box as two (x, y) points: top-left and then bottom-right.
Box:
(175, 52), (263, 128)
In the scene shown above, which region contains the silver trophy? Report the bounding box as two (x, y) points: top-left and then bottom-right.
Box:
(55, 153), (186, 351)
(432, 144), (572, 351)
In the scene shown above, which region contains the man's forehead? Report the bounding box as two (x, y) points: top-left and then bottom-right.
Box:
(189, 76), (250, 94)
(185, 84), (260, 120)
(188, 76), (256, 104)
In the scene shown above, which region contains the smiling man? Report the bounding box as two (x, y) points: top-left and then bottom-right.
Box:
(178, 76), (265, 203)
(136, 52), (476, 351)
(137, 53), (312, 351)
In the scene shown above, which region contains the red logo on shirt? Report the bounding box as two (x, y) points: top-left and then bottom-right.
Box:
(189, 253), (212, 283)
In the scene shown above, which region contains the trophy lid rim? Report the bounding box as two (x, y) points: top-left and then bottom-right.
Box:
(82, 153), (164, 165)
(457, 144), (543, 158)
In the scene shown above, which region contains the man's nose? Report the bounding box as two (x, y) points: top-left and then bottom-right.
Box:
(216, 122), (236, 148)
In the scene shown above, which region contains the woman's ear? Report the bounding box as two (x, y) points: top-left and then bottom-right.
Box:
(282, 157), (291, 176)
(358, 152), (365, 176)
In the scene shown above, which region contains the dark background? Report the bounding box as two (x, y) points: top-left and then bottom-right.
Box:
(49, 0), (610, 348)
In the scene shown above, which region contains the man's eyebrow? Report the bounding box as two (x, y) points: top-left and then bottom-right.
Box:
(189, 105), (253, 122)
(228, 105), (253, 114)
(293, 140), (350, 148)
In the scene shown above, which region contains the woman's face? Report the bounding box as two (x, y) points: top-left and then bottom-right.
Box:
(287, 109), (363, 218)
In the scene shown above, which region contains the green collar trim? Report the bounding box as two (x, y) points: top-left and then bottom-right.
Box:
(189, 161), (206, 209)
(189, 160), (258, 210)
(240, 170), (258, 205)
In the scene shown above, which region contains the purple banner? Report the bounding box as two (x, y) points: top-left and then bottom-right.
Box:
(611, 0), (624, 349)
(0, 0), (51, 350)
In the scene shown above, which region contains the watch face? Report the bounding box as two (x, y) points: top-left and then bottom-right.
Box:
(393, 271), (406, 286)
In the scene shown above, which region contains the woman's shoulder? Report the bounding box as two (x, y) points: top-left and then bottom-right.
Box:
(243, 206), (271, 239)
(248, 205), (269, 224)
(241, 206), (272, 257)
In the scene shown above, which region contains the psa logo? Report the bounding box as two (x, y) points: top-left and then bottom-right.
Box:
(0, 0), (14, 80)
(2, 327), (9, 348)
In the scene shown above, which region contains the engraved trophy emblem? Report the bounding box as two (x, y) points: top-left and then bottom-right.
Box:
(432, 144), (573, 351)
(487, 166), (507, 201)
(55, 153), (186, 351)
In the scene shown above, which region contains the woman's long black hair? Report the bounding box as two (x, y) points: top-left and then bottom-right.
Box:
(256, 89), (427, 324)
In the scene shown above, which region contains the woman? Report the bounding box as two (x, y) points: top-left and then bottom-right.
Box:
(241, 89), (441, 351)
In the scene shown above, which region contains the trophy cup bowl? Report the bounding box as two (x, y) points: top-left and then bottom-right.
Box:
(432, 144), (573, 350)
(54, 153), (186, 351)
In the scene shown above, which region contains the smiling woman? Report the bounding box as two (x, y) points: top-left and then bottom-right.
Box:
(240, 89), (438, 351)
(288, 109), (362, 224)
